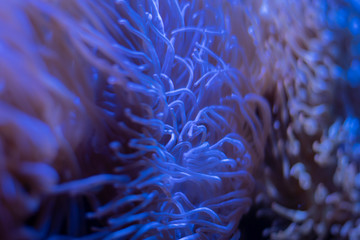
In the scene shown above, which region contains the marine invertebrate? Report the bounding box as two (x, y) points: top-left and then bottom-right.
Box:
(0, 0), (270, 239)
(3, 0), (360, 239)
(240, 0), (360, 239)
(0, 0), (110, 238)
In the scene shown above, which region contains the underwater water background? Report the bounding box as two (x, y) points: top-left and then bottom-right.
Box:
(1, 0), (360, 239)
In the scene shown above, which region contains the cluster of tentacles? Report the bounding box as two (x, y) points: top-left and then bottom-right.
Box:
(0, 0), (270, 239)
(3, 0), (360, 240)
(242, 0), (360, 239)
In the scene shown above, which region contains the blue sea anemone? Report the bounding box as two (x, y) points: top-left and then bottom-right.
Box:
(0, 0), (271, 239)
(3, 0), (360, 239)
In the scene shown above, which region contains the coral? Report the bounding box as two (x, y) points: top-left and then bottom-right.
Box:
(2, 0), (360, 239)
(0, 0), (109, 238)
(241, 1), (360, 240)
(0, 0), (270, 239)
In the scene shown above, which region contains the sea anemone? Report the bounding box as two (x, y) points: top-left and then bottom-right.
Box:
(0, 0), (270, 239)
(242, 0), (360, 239)
(2, 0), (360, 239)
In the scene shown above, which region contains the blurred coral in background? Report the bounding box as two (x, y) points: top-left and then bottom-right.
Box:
(242, 1), (360, 239)
(0, 0), (359, 239)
